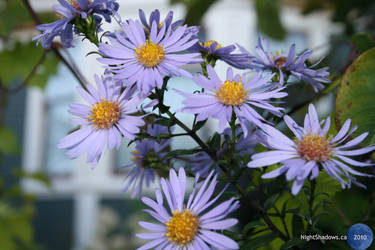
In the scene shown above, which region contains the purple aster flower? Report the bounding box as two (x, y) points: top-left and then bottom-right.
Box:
(248, 104), (375, 195)
(33, 0), (119, 49)
(189, 40), (254, 69)
(98, 18), (202, 95)
(57, 74), (148, 168)
(137, 167), (239, 249)
(122, 124), (171, 198)
(191, 126), (257, 177)
(240, 37), (330, 91)
(177, 65), (287, 136)
(138, 9), (199, 38)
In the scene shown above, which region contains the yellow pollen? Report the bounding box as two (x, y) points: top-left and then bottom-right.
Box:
(200, 40), (222, 51)
(135, 40), (165, 67)
(165, 210), (199, 247)
(297, 134), (333, 162)
(88, 98), (120, 129)
(215, 80), (249, 106)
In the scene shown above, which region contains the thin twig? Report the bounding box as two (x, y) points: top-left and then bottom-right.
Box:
(52, 48), (88, 91)
(22, 0), (88, 90)
(274, 205), (291, 239)
(3, 51), (47, 94)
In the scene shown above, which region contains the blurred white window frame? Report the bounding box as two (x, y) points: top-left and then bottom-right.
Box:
(21, 1), (338, 250)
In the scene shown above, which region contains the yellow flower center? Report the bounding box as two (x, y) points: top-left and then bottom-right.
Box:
(200, 40), (222, 51)
(215, 80), (249, 106)
(165, 210), (199, 246)
(89, 99), (120, 129)
(297, 134), (333, 162)
(135, 40), (165, 67)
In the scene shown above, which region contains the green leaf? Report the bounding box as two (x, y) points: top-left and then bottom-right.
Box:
(255, 0), (286, 40)
(314, 172), (341, 201)
(0, 127), (19, 155)
(241, 233), (278, 250)
(335, 47), (375, 146)
(280, 238), (305, 249)
(208, 133), (221, 151)
(193, 119), (207, 132)
(164, 148), (201, 159)
(0, 1), (30, 36)
(322, 76), (342, 94)
(0, 42), (59, 89)
(264, 193), (280, 211)
(292, 213), (304, 237)
(14, 170), (51, 188)
(154, 117), (176, 127)
(182, 0), (218, 26)
(243, 221), (266, 236)
(351, 33), (375, 53)
(0, 202), (34, 250)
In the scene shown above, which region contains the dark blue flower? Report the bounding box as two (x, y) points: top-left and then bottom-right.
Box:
(240, 37), (330, 92)
(33, 0), (119, 49)
(190, 40), (254, 69)
(121, 124), (171, 199)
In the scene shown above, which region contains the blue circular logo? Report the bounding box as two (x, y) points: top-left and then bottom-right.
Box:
(347, 223), (373, 250)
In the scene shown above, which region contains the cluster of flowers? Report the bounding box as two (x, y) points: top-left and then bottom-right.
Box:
(34, 1), (374, 249)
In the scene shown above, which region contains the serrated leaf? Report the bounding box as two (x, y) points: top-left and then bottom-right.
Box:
(335, 47), (375, 146)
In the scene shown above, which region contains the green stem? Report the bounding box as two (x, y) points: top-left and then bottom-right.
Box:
(258, 174), (289, 241)
(230, 111), (237, 144)
(274, 205), (291, 239)
(201, 62), (209, 77)
(154, 77), (249, 199)
(23, 0), (89, 91)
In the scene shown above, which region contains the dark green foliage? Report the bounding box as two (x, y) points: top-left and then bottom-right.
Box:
(254, 0), (286, 40)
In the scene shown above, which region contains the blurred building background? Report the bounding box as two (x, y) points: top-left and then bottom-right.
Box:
(1, 0), (373, 249)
